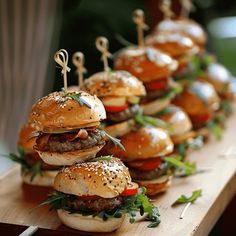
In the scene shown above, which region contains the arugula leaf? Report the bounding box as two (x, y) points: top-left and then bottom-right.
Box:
(41, 187), (161, 228)
(219, 100), (233, 117)
(87, 156), (113, 162)
(165, 156), (197, 176)
(166, 83), (183, 99)
(7, 147), (42, 181)
(172, 190), (202, 206)
(177, 136), (204, 157)
(64, 92), (91, 109)
(134, 113), (173, 132)
(207, 120), (223, 140)
(100, 130), (125, 151)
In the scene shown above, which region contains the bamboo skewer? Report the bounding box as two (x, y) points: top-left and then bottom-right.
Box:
(72, 52), (87, 89)
(132, 9), (148, 48)
(159, 0), (174, 20)
(95, 36), (112, 72)
(54, 49), (71, 93)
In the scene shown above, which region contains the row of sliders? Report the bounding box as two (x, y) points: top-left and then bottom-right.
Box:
(10, 2), (235, 233)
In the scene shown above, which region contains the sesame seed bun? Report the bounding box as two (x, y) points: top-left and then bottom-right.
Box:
(103, 127), (174, 162)
(54, 157), (131, 198)
(145, 32), (199, 59)
(155, 18), (207, 48)
(82, 70), (146, 97)
(29, 91), (106, 133)
(114, 46), (178, 82)
(36, 145), (104, 166)
(57, 209), (125, 232)
(21, 169), (58, 187)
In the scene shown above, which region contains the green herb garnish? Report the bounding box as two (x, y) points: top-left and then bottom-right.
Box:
(64, 92), (91, 109)
(8, 147), (42, 181)
(207, 120), (223, 140)
(172, 189), (202, 206)
(87, 156), (113, 162)
(134, 113), (173, 132)
(100, 130), (125, 151)
(177, 136), (204, 157)
(219, 100), (233, 117)
(165, 156), (197, 176)
(41, 187), (160, 228)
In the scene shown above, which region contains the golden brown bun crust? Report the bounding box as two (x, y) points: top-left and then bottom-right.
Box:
(172, 81), (220, 117)
(29, 91), (106, 132)
(57, 209), (125, 232)
(158, 105), (192, 136)
(155, 18), (207, 47)
(114, 46), (178, 82)
(145, 32), (198, 58)
(54, 157), (131, 198)
(18, 122), (40, 152)
(83, 70), (146, 97)
(136, 175), (172, 196)
(103, 127), (173, 161)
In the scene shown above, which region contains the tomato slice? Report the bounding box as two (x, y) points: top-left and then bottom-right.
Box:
(105, 104), (128, 113)
(145, 79), (168, 91)
(128, 158), (162, 171)
(190, 113), (213, 126)
(120, 182), (139, 196)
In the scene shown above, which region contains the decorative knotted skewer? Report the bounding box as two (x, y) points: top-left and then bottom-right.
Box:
(95, 36), (112, 72)
(159, 0), (174, 20)
(72, 52), (87, 89)
(132, 9), (149, 48)
(54, 49), (71, 93)
(180, 0), (193, 18)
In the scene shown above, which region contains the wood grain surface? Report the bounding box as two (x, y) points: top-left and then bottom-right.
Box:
(0, 110), (235, 236)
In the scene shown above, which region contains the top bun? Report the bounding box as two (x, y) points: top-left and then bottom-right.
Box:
(114, 46), (178, 82)
(158, 105), (192, 136)
(145, 31), (198, 58)
(54, 157), (131, 198)
(103, 126), (173, 161)
(18, 121), (40, 152)
(29, 91), (106, 133)
(155, 18), (207, 47)
(82, 70), (146, 97)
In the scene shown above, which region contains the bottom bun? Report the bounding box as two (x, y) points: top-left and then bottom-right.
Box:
(57, 209), (125, 232)
(136, 175), (172, 196)
(37, 145), (104, 166)
(171, 130), (196, 145)
(141, 97), (171, 115)
(21, 169), (58, 187)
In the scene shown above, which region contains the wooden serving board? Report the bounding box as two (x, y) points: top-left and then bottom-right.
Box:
(0, 111), (236, 236)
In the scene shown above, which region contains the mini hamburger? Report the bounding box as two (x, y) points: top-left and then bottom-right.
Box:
(44, 157), (160, 232)
(82, 70), (146, 137)
(29, 91), (106, 166)
(114, 46), (180, 116)
(10, 122), (59, 186)
(153, 18), (207, 51)
(102, 126), (174, 196)
(199, 62), (234, 101)
(172, 80), (220, 133)
(156, 105), (202, 157)
(145, 31), (199, 79)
